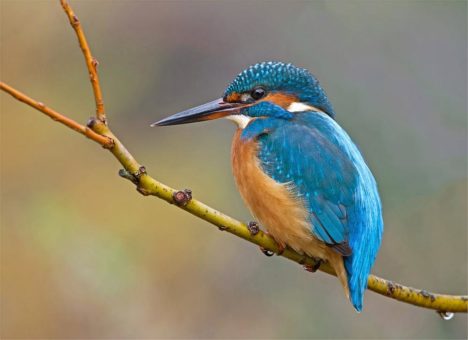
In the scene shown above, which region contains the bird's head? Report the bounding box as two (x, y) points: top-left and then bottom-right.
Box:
(153, 61), (335, 128)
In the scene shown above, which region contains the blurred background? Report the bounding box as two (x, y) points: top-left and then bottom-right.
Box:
(1, 0), (466, 338)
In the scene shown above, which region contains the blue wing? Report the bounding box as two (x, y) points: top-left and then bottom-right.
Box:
(241, 104), (383, 311)
(246, 110), (383, 311)
(256, 114), (358, 255)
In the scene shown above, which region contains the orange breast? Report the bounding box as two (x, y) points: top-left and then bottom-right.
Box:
(231, 129), (349, 295)
(231, 129), (319, 254)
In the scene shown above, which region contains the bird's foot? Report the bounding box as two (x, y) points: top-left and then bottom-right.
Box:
(246, 221), (285, 256)
(261, 230), (285, 256)
(303, 259), (323, 273)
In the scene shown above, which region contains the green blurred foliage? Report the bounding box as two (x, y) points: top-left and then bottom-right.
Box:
(1, 0), (466, 338)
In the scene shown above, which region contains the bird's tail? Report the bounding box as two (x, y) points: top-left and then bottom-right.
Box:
(344, 216), (383, 312)
(344, 255), (370, 312)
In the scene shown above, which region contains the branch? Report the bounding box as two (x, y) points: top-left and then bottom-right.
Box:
(1, 0), (466, 315)
(0, 82), (113, 148)
(60, 0), (106, 123)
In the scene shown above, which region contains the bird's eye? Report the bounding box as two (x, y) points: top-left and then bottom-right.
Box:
(251, 87), (266, 100)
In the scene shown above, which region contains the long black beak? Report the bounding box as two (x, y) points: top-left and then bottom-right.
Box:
(151, 98), (244, 127)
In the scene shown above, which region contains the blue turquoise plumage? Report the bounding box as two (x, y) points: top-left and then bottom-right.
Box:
(240, 109), (383, 311)
(154, 61), (384, 312)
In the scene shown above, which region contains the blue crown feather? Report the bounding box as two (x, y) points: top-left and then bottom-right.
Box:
(225, 61), (336, 118)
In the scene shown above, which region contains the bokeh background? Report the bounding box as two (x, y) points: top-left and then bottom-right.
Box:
(1, 0), (467, 338)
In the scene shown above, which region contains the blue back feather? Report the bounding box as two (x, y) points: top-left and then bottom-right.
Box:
(241, 110), (383, 311)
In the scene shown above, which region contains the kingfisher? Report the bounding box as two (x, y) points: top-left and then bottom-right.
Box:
(153, 61), (383, 311)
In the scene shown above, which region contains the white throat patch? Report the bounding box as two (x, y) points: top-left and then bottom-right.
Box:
(225, 114), (252, 129)
(287, 102), (323, 113)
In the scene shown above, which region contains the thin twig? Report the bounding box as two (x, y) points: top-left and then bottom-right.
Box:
(1, 0), (466, 314)
(0, 82), (113, 148)
(60, 0), (106, 123)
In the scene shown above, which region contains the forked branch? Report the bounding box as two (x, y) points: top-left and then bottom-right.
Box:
(1, 0), (466, 315)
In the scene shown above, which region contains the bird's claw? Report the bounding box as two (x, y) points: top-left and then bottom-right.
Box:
(275, 243), (285, 255)
(264, 230), (285, 255)
(260, 229), (285, 256)
(303, 259), (323, 272)
(246, 222), (285, 256)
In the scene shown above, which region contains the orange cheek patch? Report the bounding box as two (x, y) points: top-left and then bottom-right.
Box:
(226, 92), (241, 103)
(261, 92), (298, 109)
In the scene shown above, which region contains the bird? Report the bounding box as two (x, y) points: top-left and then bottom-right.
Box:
(153, 61), (383, 311)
